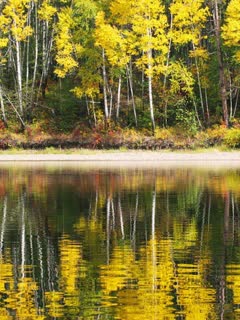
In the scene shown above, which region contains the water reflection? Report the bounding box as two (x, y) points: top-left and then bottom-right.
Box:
(0, 167), (239, 319)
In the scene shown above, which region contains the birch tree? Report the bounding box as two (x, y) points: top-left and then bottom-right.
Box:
(0, 18), (8, 125)
(54, 8), (78, 79)
(210, 0), (229, 127)
(97, 0), (168, 131)
(170, 0), (209, 124)
(2, 0), (33, 115)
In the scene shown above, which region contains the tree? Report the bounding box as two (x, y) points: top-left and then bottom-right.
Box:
(2, 0), (33, 115)
(54, 8), (78, 79)
(96, 0), (169, 131)
(210, 0), (229, 127)
(222, 0), (240, 62)
(170, 0), (209, 125)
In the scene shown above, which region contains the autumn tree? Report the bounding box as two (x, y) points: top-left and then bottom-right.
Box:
(170, 0), (209, 125)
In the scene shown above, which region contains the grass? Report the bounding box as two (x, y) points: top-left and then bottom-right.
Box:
(0, 146), (237, 154)
(0, 147), (140, 155)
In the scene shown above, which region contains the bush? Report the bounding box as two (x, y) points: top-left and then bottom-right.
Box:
(195, 125), (227, 147)
(175, 108), (199, 136)
(224, 128), (240, 148)
(154, 127), (173, 140)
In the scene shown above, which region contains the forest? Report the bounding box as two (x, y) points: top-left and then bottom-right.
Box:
(0, 0), (240, 149)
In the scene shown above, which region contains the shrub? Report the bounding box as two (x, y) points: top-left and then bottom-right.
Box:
(175, 107), (200, 136)
(224, 128), (240, 148)
(195, 125), (227, 147)
(154, 127), (173, 140)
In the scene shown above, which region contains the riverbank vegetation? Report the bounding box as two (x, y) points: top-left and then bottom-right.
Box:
(0, 0), (240, 149)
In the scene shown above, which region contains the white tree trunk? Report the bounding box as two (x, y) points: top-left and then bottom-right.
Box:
(116, 76), (121, 119)
(102, 49), (109, 120)
(16, 40), (23, 114)
(127, 64), (138, 127)
(31, 1), (39, 106)
(147, 28), (155, 132)
(0, 85), (7, 124)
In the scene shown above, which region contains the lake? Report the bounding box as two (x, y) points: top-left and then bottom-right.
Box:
(0, 163), (240, 319)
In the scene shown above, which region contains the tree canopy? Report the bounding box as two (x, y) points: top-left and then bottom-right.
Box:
(0, 0), (239, 136)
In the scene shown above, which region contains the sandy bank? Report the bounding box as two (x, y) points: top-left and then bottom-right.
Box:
(0, 150), (239, 162)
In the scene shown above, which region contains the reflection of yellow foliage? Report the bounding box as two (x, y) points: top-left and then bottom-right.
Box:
(176, 262), (216, 320)
(74, 216), (103, 234)
(0, 253), (44, 319)
(100, 244), (135, 295)
(59, 236), (85, 293)
(0, 261), (14, 292)
(45, 291), (64, 318)
(99, 233), (218, 320)
(6, 277), (44, 320)
(100, 239), (176, 319)
(173, 218), (198, 251)
(227, 264), (240, 314)
(58, 236), (86, 313)
(0, 307), (12, 319)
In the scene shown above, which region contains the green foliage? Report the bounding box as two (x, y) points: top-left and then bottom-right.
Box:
(175, 107), (199, 136)
(43, 80), (81, 133)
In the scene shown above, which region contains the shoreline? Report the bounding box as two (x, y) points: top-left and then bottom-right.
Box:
(0, 150), (239, 162)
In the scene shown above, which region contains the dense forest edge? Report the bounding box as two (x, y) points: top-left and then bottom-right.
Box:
(1, 0), (240, 150)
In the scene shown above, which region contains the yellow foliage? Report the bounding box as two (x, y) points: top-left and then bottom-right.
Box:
(0, 38), (8, 48)
(222, 0), (240, 63)
(95, 0), (168, 79)
(154, 127), (173, 140)
(3, 0), (33, 41)
(95, 11), (129, 67)
(167, 61), (195, 96)
(54, 8), (78, 78)
(170, 0), (209, 46)
(189, 48), (209, 60)
(38, 1), (57, 21)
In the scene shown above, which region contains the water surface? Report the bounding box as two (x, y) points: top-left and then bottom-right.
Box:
(0, 164), (240, 319)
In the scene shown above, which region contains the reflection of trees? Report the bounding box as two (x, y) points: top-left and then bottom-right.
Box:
(0, 167), (239, 318)
(98, 196), (218, 319)
(0, 193), (57, 319)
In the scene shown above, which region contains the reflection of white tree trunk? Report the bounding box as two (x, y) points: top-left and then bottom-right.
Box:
(200, 201), (207, 265)
(0, 197), (7, 256)
(151, 189), (156, 291)
(94, 191), (98, 219)
(106, 197), (111, 264)
(207, 195), (212, 230)
(29, 223), (35, 279)
(37, 233), (45, 308)
(21, 197), (26, 278)
(132, 193), (138, 255)
(152, 190), (156, 240)
(118, 195), (125, 240)
(111, 199), (115, 230)
(220, 191), (230, 320)
(232, 194), (235, 240)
